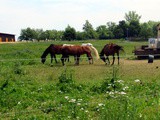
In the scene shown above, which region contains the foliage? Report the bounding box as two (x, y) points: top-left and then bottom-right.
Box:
(76, 31), (85, 40)
(19, 27), (37, 41)
(91, 66), (125, 93)
(83, 20), (98, 39)
(139, 22), (154, 39)
(106, 22), (116, 39)
(63, 25), (76, 41)
(128, 20), (141, 37)
(96, 25), (109, 39)
(125, 11), (141, 23)
(19, 28), (63, 41)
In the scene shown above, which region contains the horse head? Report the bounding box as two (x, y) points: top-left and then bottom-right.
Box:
(99, 48), (106, 62)
(41, 55), (46, 64)
(41, 44), (54, 64)
(100, 54), (106, 62)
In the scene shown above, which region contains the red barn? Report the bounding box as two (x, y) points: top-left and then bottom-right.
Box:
(0, 33), (15, 42)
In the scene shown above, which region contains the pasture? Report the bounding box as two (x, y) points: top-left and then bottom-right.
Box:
(1, 40), (160, 119)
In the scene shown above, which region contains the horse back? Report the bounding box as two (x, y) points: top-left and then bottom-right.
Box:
(103, 43), (120, 55)
(62, 45), (91, 55)
(50, 45), (63, 54)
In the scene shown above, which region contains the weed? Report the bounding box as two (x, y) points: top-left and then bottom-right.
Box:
(91, 66), (124, 93)
(56, 68), (76, 93)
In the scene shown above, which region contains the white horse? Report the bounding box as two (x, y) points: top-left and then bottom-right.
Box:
(81, 43), (93, 46)
(63, 44), (74, 46)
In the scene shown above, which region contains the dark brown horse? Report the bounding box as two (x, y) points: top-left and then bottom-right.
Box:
(41, 44), (69, 64)
(61, 45), (99, 65)
(100, 43), (124, 65)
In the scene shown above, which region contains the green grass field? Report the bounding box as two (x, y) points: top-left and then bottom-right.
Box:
(1, 40), (160, 120)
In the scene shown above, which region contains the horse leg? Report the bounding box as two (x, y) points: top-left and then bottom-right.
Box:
(67, 56), (70, 62)
(50, 54), (53, 64)
(87, 53), (93, 64)
(106, 56), (110, 65)
(117, 52), (120, 65)
(111, 55), (115, 65)
(74, 56), (78, 65)
(76, 55), (80, 65)
(54, 55), (58, 63)
(61, 55), (65, 66)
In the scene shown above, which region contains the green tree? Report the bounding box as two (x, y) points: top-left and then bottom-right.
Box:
(129, 20), (141, 37)
(125, 11), (141, 23)
(63, 25), (76, 41)
(83, 20), (97, 39)
(106, 22), (116, 39)
(56, 30), (64, 40)
(113, 26), (124, 39)
(35, 29), (44, 41)
(19, 27), (37, 41)
(148, 21), (160, 37)
(76, 31), (85, 40)
(96, 25), (109, 39)
(118, 20), (128, 38)
(139, 22), (154, 40)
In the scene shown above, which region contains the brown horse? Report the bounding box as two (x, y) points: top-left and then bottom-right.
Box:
(61, 45), (99, 65)
(100, 43), (124, 65)
(41, 44), (69, 64)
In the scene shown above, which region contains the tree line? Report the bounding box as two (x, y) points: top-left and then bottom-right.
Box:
(18, 11), (160, 41)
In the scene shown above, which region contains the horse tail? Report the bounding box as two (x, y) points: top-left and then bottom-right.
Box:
(89, 46), (100, 60)
(116, 45), (126, 56)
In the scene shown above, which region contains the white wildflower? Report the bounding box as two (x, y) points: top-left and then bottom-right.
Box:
(85, 110), (89, 113)
(38, 87), (42, 91)
(65, 96), (69, 100)
(109, 91), (114, 95)
(123, 86), (129, 91)
(98, 103), (105, 107)
(140, 113), (142, 118)
(119, 92), (126, 95)
(78, 99), (82, 102)
(80, 108), (84, 110)
(117, 80), (124, 83)
(135, 79), (140, 82)
(58, 90), (62, 93)
(77, 103), (81, 106)
(69, 99), (76, 103)
(18, 101), (21, 105)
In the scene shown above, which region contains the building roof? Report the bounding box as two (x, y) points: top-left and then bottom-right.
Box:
(0, 32), (15, 36)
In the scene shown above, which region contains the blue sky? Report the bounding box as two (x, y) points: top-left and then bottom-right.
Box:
(1, 0), (160, 39)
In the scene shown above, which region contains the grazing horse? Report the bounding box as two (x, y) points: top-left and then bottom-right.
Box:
(41, 44), (69, 64)
(61, 45), (99, 65)
(100, 43), (124, 65)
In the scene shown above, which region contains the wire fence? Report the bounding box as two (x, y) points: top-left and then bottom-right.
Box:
(0, 53), (158, 62)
